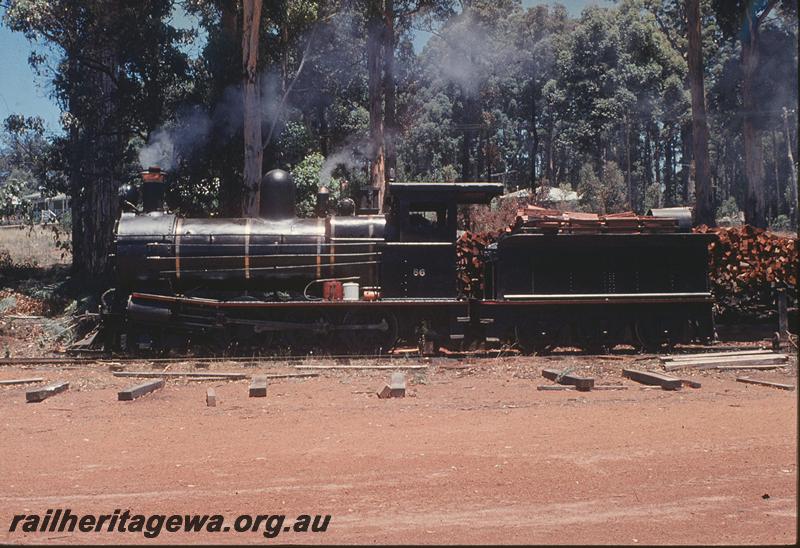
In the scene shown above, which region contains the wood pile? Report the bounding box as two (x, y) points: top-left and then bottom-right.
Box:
(514, 206), (677, 233)
(659, 349), (788, 371)
(694, 225), (798, 322)
(456, 230), (501, 298)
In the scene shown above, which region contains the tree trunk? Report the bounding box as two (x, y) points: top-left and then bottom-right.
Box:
(664, 128), (674, 206)
(644, 124), (652, 189)
(741, 14), (766, 227)
(653, 126), (660, 190)
(686, 0), (715, 227)
(679, 122), (692, 204)
(383, 0), (397, 181)
(770, 130), (781, 221)
(219, 0), (241, 217)
(460, 129), (471, 181)
(69, 36), (121, 281)
(476, 128), (485, 181)
(366, 0), (385, 210)
(783, 107), (798, 226)
(241, 0), (263, 217)
(545, 120), (554, 184)
(530, 82), (538, 189)
(318, 102), (329, 157)
(625, 116), (632, 208)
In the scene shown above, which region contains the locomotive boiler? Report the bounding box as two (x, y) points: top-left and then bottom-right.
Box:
(102, 167), (716, 356)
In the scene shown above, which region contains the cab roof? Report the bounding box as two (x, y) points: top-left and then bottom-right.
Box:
(388, 182), (504, 205)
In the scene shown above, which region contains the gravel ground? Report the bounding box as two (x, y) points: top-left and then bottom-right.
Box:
(0, 348), (796, 544)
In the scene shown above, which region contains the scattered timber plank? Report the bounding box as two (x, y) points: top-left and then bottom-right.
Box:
(378, 372), (407, 398)
(206, 388), (217, 407)
(661, 353), (783, 365)
(249, 376), (267, 397)
(25, 381), (69, 403)
(118, 379), (165, 401)
(736, 377), (795, 391)
(679, 378), (702, 389)
(265, 372), (318, 380)
(660, 349), (772, 361)
(537, 384), (628, 391)
(541, 368), (594, 391)
(186, 374), (316, 381)
(186, 376), (228, 382)
(436, 363), (477, 370)
(295, 365), (427, 370)
(663, 355), (787, 371)
(622, 369), (682, 390)
(716, 364), (786, 371)
(675, 351), (785, 362)
(0, 377), (44, 386)
(113, 371), (248, 379)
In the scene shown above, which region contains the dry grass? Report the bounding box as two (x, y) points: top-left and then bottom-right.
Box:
(0, 225), (71, 268)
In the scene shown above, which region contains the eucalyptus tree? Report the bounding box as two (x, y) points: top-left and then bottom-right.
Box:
(3, 0), (192, 279)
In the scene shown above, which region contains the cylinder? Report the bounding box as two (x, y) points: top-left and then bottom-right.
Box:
(363, 289), (380, 301)
(343, 282), (360, 301)
(323, 280), (343, 301)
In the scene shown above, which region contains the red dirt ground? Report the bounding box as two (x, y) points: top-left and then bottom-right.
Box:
(0, 352), (796, 544)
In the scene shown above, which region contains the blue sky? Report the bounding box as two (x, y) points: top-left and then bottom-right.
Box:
(0, 0), (612, 132)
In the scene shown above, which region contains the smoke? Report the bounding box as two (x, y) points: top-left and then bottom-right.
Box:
(138, 71), (289, 170)
(422, 8), (558, 97)
(138, 106), (215, 170)
(137, 8), (372, 174)
(137, 108), (212, 170)
(319, 146), (363, 187)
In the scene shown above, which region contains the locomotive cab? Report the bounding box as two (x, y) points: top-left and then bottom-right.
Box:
(381, 183), (502, 299)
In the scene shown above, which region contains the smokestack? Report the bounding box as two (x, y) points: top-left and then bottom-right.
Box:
(316, 186), (330, 217)
(141, 166), (167, 213)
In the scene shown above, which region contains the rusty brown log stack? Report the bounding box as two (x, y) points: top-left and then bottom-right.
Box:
(456, 230), (502, 298)
(694, 225), (798, 322)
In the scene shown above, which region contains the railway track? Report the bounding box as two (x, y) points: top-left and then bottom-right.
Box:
(0, 344), (765, 368)
(0, 354), (425, 367)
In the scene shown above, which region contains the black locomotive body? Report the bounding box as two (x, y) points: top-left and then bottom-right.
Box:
(103, 168), (716, 355)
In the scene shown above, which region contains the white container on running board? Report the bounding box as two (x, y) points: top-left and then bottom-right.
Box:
(342, 282), (360, 301)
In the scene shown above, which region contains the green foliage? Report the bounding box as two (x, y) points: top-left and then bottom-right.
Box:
(578, 160), (629, 214)
(3, 0), (798, 254)
(643, 181), (662, 212)
(770, 214), (791, 232)
(715, 196), (741, 224)
(292, 152), (325, 217)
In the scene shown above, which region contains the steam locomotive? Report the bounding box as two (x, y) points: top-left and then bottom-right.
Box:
(101, 167), (716, 355)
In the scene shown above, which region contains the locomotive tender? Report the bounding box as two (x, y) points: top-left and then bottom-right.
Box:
(102, 167), (715, 355)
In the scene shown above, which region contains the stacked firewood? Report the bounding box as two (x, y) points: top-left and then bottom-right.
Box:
(456, 230), (501, 298)
(514, 206), (677, 233)
(694, 225), (798, 321)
